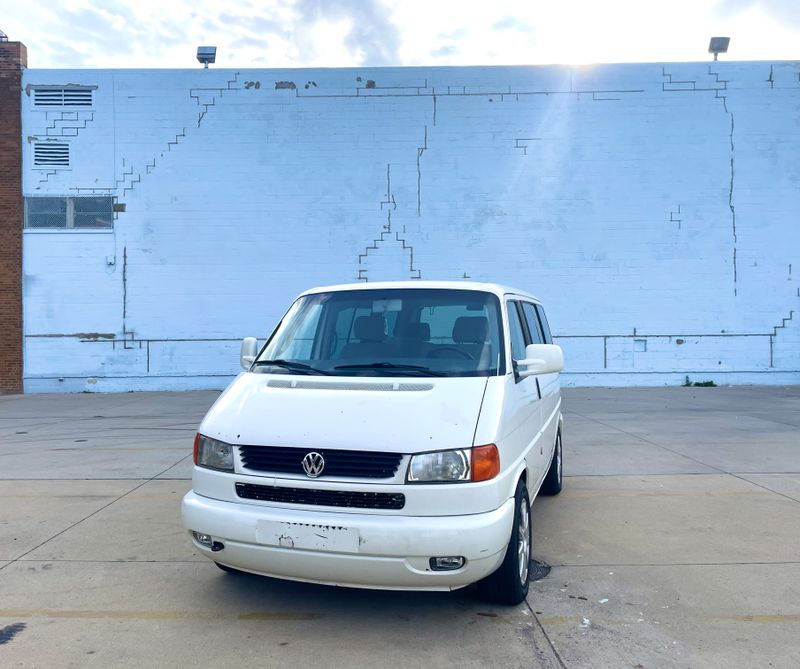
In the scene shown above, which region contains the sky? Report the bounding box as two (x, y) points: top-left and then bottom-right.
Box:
(0, 0), (798, 69)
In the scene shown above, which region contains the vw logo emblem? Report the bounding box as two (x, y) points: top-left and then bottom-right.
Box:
(301, 451), (325, 478)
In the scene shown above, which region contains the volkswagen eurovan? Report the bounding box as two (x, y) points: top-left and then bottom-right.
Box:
(182, 281), (564, 604)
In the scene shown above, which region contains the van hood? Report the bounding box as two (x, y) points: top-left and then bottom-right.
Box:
(200, 373), (489, 453)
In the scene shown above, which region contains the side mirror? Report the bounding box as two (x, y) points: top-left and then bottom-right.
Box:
(240, 337), (258, 370)
(516, 343), (563, 377)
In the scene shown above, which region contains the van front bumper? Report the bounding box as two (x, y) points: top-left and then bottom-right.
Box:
(182, 491), (514, 591)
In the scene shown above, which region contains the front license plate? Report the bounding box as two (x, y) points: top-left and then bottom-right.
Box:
(256, 520), (360, 554)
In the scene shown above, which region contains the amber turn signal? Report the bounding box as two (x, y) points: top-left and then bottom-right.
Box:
(471, 444), (500, 481)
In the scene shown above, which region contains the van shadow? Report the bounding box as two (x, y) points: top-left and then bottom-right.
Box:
(198, 555), (552, 624)
(203, 566), (483, 618)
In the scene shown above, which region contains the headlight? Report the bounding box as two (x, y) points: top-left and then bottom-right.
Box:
(406, 444), (500, 483)
(193, 433), (234, 472)
(407, 449), (470, 482)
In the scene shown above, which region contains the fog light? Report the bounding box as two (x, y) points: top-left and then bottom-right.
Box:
(429, 556), (466, 571)
(193, 531), (213, 547)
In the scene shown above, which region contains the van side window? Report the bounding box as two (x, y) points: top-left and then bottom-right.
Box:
(507, 302), (528, 361)
(520, 303), (544, 344)
(535, 305), (553, 344)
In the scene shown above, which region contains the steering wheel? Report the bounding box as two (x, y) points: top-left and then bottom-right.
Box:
(427, 346), (474, 360)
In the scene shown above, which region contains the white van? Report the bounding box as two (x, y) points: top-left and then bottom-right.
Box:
(182, 281), (563, 604)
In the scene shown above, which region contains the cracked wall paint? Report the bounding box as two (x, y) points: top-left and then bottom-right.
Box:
(663, 65), (740, 296)
(417, 126), (427, 217)
(358, 164), (422, 282)
(728, 112), (738, 296)
(670, 205), (682, 230)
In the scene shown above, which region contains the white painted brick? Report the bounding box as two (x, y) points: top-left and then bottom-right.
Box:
(19, 62), (800, 390)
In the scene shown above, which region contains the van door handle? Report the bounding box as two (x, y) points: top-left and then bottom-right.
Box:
(535, 377), (541, 400)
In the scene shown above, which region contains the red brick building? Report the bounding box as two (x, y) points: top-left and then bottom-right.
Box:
(0, 40), (25, 393)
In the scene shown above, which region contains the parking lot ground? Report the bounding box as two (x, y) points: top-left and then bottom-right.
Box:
(1, 386), (798, 668)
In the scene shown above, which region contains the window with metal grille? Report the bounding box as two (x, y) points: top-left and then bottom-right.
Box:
(25, 197), (114, 230)
(32, 87), (93, 107)
(33, 142), (69, 167)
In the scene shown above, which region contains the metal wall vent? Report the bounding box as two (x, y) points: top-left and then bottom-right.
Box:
(33, 87), (93, 107)
(267, 380), (434, 392)
(33, 142), (70, 167)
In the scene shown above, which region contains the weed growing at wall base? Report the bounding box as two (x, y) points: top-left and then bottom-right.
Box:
(683, 376), (717, 387)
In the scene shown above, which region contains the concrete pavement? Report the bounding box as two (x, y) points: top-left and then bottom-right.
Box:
(0, 386), (798, 668)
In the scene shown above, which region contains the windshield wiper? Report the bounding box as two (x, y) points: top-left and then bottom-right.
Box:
(253, 359), (330, 375)
(333, 362), (445, 377)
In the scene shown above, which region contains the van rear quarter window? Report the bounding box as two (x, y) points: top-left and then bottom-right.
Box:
(520, 302), (545, 344)
(535, 305), (553, 344)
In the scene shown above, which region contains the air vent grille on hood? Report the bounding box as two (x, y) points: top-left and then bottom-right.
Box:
(267, 379), (433, 392)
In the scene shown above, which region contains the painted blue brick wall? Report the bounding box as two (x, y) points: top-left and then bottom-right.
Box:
(20, 62), (800, 391)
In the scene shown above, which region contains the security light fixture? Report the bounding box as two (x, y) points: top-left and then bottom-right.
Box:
(708, 37), (730, 61)
(197, 46), (217, 68)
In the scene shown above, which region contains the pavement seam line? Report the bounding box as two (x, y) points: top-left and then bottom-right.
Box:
(0, 477), (190, 481)
(0, 454), (192, 572)
(563, 471), (800, 477)
(734, 474), (800, 504)
(548, 560), (800, 568)
(569, 410), (800, 506)
(12, 559), (206, 563)
(525, 596), (568, 669)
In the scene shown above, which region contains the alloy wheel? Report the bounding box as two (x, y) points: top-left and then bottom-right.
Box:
(517, 499), (530, 584)
(556, 434), (562, 484)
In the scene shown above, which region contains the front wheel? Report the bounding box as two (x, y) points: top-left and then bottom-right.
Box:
(540, 430), (563, 496)
(477, 479), (531, 605)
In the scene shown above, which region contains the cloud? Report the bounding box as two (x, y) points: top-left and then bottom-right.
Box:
(437, 27), (468, 40)
(41, 41), (94, 69)
(492, 15), (535, 33)
(430, 44), (459, 58)
(11, 3), (171, 67)
(293, 0), (401, 65)
(217, 11), (288, 37)
(713, 0), (800, 28)
(3, 0), (800, 69)
(3, 0), (402, 68)
(34, 6), (138, 64)
(231, 35), (272, 50)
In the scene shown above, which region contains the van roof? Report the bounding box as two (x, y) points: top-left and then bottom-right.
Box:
(300, 280), (540, 303)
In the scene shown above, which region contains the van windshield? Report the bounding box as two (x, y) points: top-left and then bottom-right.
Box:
(254, 289), (506, 377)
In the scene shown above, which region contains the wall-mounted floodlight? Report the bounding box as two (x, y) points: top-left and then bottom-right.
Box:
(197, 46), (217, 68)
(708, 37), (730, 61)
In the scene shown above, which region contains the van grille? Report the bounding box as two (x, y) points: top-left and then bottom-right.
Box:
(235, 482), (405, 510)
(239, 445), (403, 479)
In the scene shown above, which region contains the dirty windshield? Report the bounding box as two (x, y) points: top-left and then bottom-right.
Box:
(254, 289), (505, 377)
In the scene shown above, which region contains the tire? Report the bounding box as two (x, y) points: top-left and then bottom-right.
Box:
(477, 479), (531, 605)
(540, 430), (563, 496)
(215, 562), (245, 575)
